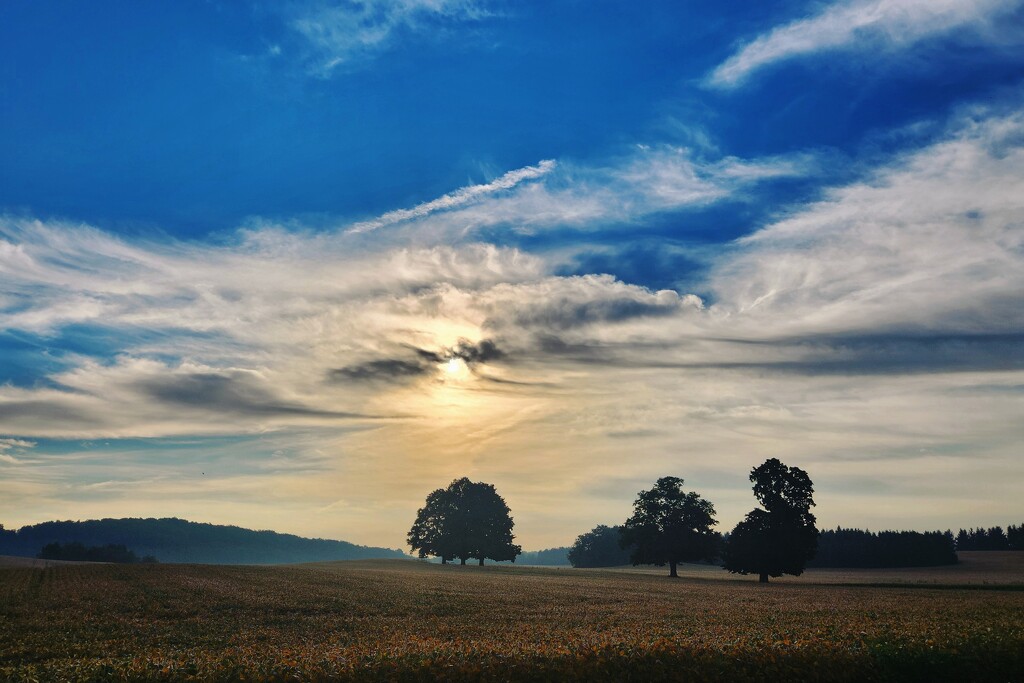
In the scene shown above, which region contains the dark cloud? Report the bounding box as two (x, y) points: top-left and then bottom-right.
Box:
(0, 400), (91, 423)
(449, 338), (503, 363)
(704, 333), (1024, 376)
(412, 347), (445, 363)
(330, 359), (431, 382)
(530, 332), (1024, 376)
(330, 339), (506, 384)
(511, 298), (680, 331)
(136, 372), (364, 418)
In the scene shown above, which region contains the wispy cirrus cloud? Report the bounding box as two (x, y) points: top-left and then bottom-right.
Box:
(712, 108), (1024, 340)
(289, 0), (495, 76)
(348, 160), (556, 233)
(347, 146), (812, 239)
(709, 0), (1024, 88)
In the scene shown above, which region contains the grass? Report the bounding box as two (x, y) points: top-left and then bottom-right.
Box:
(1, 556), (1022, 681)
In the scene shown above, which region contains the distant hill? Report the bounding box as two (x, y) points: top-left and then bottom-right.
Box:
(0, 518), (409, 565)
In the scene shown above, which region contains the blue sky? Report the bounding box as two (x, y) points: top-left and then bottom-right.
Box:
(1, 0), (1023, 548)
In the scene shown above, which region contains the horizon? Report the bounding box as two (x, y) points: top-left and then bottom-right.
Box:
(1, 1), (1023, 551)
(4, 512), (1018, 556)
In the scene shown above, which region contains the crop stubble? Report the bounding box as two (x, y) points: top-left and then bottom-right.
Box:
(0, 559), (1021, 681)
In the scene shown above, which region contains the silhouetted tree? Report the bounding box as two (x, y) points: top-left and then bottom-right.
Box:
(568, 525), (633, 568)
(407, 477), (521, 565)
(620, 477), (719, 577)
(1008, 524), (1024, 551)
(723, 458), (818, 583)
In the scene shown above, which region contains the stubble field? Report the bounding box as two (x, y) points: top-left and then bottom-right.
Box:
(1, 554), (1022, 682)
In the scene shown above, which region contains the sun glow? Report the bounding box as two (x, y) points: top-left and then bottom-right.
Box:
(444, 358), (471, 380)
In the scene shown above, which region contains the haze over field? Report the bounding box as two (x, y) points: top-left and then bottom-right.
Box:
(1, 1), (1023, 550)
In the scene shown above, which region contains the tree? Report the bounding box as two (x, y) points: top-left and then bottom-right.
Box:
(723, 458), (818, 583)
(407, 477), (521, 565)
(408, 486), (458, 563)
(568, 525), (633, 568)
(619, 477), (719, 578)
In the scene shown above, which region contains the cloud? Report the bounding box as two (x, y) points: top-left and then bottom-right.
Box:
(0, 437), (33, 465)
(711, 109), (1024, 341)
(330, 358), (434, 382)
(289, 0), (494, 75)
(135, 371), (366, 419)
(329, 339), (502, 383)
(348, 146), (811, 240)
(0, 438), (35, 451)
(2, 104), (1023, 543)
(348, 160), (557, 234)
(2, 108), (1021, 442)
(709, 0), (1023, 88)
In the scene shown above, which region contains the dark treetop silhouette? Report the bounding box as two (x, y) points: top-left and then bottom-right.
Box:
(408, 477), (521, 565)
(568, 524), (634, 568)
(620, 477), (719, 578)
(723, 458), (819, 583)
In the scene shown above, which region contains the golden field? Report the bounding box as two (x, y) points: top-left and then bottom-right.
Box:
(1, 554), (1022, 682)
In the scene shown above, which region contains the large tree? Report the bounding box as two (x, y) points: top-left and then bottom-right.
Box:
(723, 458), (818, 583)
(407, 477), (521, 565)
(620, 477), (719, 577)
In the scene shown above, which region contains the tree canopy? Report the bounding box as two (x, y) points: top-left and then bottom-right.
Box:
(723, 458), (818, 583)
(407, 477), (521, 565)
(811, 527), (956, 568)
(568, 525), (633, 568)
(620, 477), (719, 577)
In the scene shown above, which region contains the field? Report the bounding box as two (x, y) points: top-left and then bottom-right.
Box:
(1, 554), (1022, 682)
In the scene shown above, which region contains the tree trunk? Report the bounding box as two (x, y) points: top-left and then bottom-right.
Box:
(669, 560), (678, 578)
(441, 557), (447, 565)
(460, 557), (466, 566)
(478, 558), (484, 566)
(759, 572), (769, 584)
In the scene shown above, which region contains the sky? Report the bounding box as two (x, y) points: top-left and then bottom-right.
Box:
(1, 0), (1023, 551)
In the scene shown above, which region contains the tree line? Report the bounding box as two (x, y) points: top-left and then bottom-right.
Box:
(414, 460), (1020, 579)
(808, 528), (956, 568)
(411, 459), (818, 583)
(955, 525), (1024, 551)
(37, 541), (158, 564)
(568, 525), (966, 570)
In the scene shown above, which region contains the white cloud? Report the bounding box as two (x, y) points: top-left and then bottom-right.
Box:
(290, 0), (492, 75)
(709, 0), (1022, 87)
(347, 146), (810, 239)
(712, 109), (1024, 339)
(0, 438), (34, 465)
(348, 160), (557, 233)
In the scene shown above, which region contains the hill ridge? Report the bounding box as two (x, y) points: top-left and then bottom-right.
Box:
(0, 516), (409, 565)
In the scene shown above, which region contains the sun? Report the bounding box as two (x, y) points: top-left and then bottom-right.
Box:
(444, 357), (471, 380)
